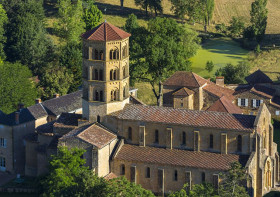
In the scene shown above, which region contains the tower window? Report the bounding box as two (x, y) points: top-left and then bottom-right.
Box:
(120, 164), (125, 175)
(123, 67), (126, 78)
(100, 91), (103, 102)
(99, 70), (103, 81)
(123, 86), (126, 98)
(182, 132), (186, 145)
(210, 134), (213, 149)
(113, 70), (117, 80)
(174, 170), (178, 181)
(95, 49), (98, 60)
(237, 135), (242, 152)
(99, 50), (104, 60)
(114, 90), (117, 101)
(94, 69), (98, 80)
(110, 70), (113, 80)
(95, 91), (99, 101)
(110, 48), (119, 60)
(146, 167), (150, 178)
(155, 130), (159, 144)
(128, 127), (132, 141)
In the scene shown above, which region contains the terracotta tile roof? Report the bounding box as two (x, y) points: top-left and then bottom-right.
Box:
(245, 69), (273, 84)
(163, 72), (208, 88)
(250, 85), (275, 99)
(60, 123), (117, 149)
(115, 144), (249, 170)
(116, 104), (255, 132)
(207, 96), (242, 114)
(203, 82), (235, 101)
(173, 87), (194, 97)
(81, 22), (131, 41)
(104, 172), (117, 180)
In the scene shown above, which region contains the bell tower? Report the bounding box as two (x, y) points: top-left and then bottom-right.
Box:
(81, 21), (131, 122)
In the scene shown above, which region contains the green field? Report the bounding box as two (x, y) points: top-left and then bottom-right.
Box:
(190, 37), (249, 78)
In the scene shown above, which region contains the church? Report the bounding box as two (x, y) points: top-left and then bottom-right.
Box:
(23, 22), (279, 197)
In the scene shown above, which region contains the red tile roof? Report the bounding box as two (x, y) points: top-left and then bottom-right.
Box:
(104, 172), (118, 180)
(116, 104), (255, 132)
(245, 69), (273, 84)
(173, 87), (194, 96)
(207, 96), (242, 114)
(203, 82), (235, 101)
(81, 22), (131, 41)
(115, 144), (249, 170)
(163, 72), (208, 87)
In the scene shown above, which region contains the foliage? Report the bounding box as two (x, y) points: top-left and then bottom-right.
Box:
(5, 0), (54, 76)
(170, 0), (189, 21)
(219, 162), (250, 197)
(215, 61), (250, 84)
(215, 23), (228, 34)
(83, 3), (103, 31)
(124, 14), (139, 33)
(59, 42), (83, 92)
(0, 4), (7, 60)
(55, 0), (85, 43)
(254, 44), (261, 55)
(249, 0), (268, 41)
(0, 61), (37, 114)
(135, 0), (163, 16)
(205, 61), (214, 73)
(228, 17), (245, 37)
(189, 183), (218, 197)
(202, 0), (215, 32)
(39, 63), (74, 99)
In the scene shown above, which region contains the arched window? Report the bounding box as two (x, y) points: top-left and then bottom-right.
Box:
(110, 48), (119, 60)
(155, 130), (159, 144)
(95, 91), (99, 101)
(123, 66), (126, 78)
(99, 70), (103, 81)
(110, 70), (113, 80)
(201, 172), (205, 182)
(95, 49), (98, 60)
(210, 134), (213, 149)
(114, 90), (117, 101)
(182, 132), (186, 145)
(110, 49), (113, 60)
(123, 86), (126, 98)
(128, 127), (132, 141)
(237, 135), (242, 152)
(113, 70), (117, 80)
(146, 167), (150, 178)
(94, 69), (98, 80)
(122, 45), (127, 58)
(174, 170), (178, 181)
(120, 164), (125, 175)
(266, 161), (271, 188)
(99, 50), (104, 60)
(111, 91), (114, 101)
(100, 91), (103, 102)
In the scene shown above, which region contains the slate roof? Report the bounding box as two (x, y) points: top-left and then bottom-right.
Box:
(81, 22), (131, 41)
(115, 104), (256, 132)
(207, 96), (243, 114)
(36, 121), (55, 135)
(245, 70), (273, 84)
(271, 96), (280, 108)
(173, 87), (194, 97)
(27, 103), (48, 119)
(60, 123), (117, 149)
(163, 72), (207, 88)
(250, 85), (275, 99)
(0, 108), (35, 126)
(54, 113), (82, 128)
(115, 144), (250, 170)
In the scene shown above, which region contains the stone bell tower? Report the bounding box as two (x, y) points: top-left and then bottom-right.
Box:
(81, 21), (131, 122)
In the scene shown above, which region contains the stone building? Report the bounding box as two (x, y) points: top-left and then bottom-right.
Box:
(23, 22), (280, 197)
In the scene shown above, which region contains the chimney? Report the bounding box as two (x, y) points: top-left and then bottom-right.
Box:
(216, 76), (224, 87)
(17, 103), (24, 110)
(15, 112), (20, 124)
(53, 93), (60, 98)
(35, 98), (42, 104)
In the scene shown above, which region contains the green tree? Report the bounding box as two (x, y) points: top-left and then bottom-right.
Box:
(0, 62), (37, 114)
(205, 61), (214, 73)
(5, 0), (54, 75)
(215, 61), (250, 84)
(228, 17), (245, 37)
(202, 0), (215, 32)
(219, 162), (250, 197)
(138, 17), (200, 106)
(55, 0), (85, 43)
(189, 183), (218, 197)
(135, 0), (162, 16)
(0, 4), (7, 60)
(39, 63), (74, 99)
(250, 0), (268, 41)
(83, 4), (103, 31)
(124, 14), (139, 33)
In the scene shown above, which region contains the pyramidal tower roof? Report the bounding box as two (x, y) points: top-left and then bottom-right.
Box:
(81, 21), (131, 41)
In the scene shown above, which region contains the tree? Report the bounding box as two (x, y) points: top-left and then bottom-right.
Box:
(0, 4), (7, 60)
(215, 61), (250, 84)
(219, 162), (250, 197)
(228, 17), (245, 37)
(0, 62), (37, 114)
(202, 0), (215, 32)
(170, 0), (189, 21)
(137, 17), (200, 106)
(5, 0), (54, 76)
(135, 0), (162, 16)
(168, 183), (218, 197)
(39, 63), (74, 99)
(205, 61), (214, 73)
(124, 14), (139, 33)
(83, 3), (103, 31)
(249, 0), (268, 41)
(55, 0), (85, 43)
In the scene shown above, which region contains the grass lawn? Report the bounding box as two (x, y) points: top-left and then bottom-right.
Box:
(190, 37), (250, 78)
(134, 82), (158, 105)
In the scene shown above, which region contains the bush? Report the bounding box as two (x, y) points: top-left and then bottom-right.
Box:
(215, 23), (227, 35)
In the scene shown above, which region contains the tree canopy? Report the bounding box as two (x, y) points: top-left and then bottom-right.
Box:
(0, 61), (37, 114)
(83, 3), (103, 31)
(0, 4), (7, 60)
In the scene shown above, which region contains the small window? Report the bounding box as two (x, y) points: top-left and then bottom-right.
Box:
(146, 167), (150, 178)
(95, 49), (98, 60)
(276, 111), (280, 116)
(111, 91), (114, 101)
(237, 135), (242, 152)
(174, 170), (178, 181)
(123, 86), (126, 98)
(182, 132), (186, 145)
(120, 164), (125, 175)
(128, 127), (132, 141)
(202, 172), (205, 182)
(99, 50), (104, 60)
(180, 98), (183, 107)
(97, 115), (100, 123)
(114, 91), (117, 101)
(94, 69), (98, 80)
(256, 100), (261, 107)
(0, 138), (6, 148)
(209, 134), (213, 149)
(123, 67), (126, 78)
(113, 70), (117, 80)
(241, 98), (246, 106)
(155, 130), (159, 144)
(0, 157), (5, 167)
(99, 70), (103, 81)
(110, 70), (113, 80)
(95, 91), (99, 101)
(100, 91), (103, 102)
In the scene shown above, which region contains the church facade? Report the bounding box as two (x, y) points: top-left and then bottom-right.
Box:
(23, 22), (280, 197)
